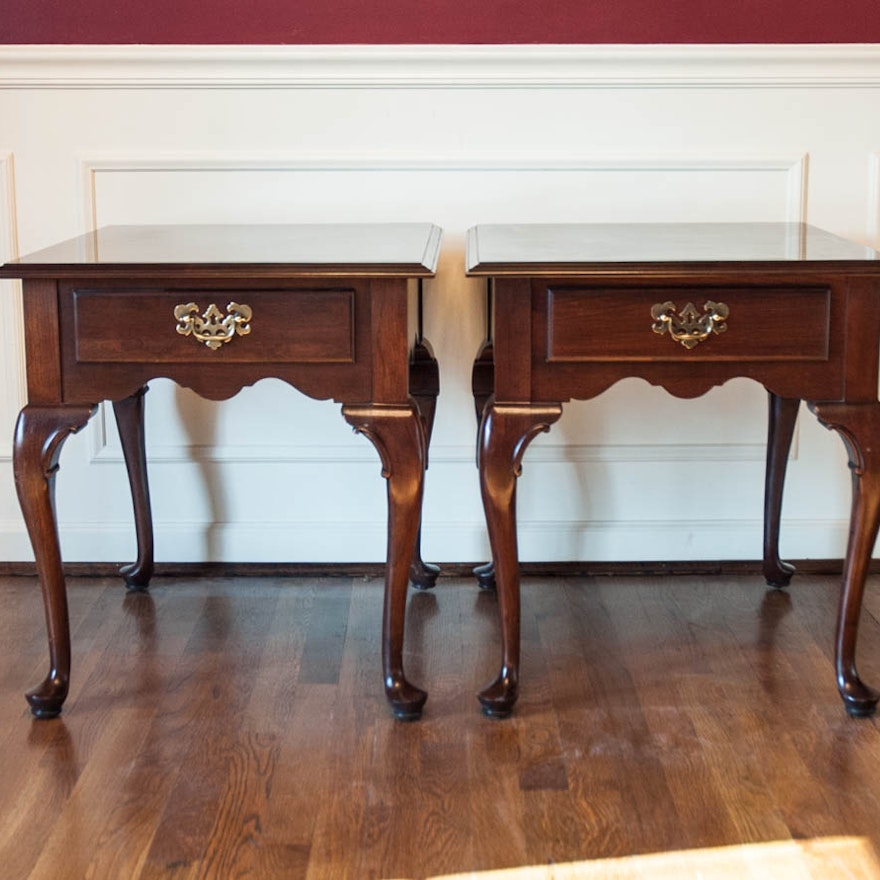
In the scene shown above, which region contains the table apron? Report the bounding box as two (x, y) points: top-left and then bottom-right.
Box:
(528, 360), (845, 403)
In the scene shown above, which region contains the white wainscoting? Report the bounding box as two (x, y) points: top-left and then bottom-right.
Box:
(0, 44), (876, 563)
(0, 153), (24, 464)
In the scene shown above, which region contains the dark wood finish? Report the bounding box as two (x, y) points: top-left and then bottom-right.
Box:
(470, 309), (812, 602)
(408, 339), (441, 590)
(545, 285), (831, 362)
(342, 403), (427, 719)
(10, 223), (443, 278)
(0, 223), (441, 720)
(72, 287), (357, 363)
(471, 339), (497, 590)
(12, 405), (97, 717)
(468, 222), (880, 718)
(58, 278), (376, 405)
(529, 273), (847, 403)
(810, 402), (880, 716)
(471, 340), (495, 426)
(763, 393), (800, 587)
(112, 386), (155, 590)
(3, 556), (873, 580)
(20, 279), (63, 404)
(1, 573), (880, 878)
(465, 221), (876, 271)
(476, 403), (562, 716)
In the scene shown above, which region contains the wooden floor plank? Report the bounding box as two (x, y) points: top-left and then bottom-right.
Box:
(26, 706), (159, 880)
(1, 573), (880, 880)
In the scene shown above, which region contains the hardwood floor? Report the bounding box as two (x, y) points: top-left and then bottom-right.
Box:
(1, 572), (880, 879)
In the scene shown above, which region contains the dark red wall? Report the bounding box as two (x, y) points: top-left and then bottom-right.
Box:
(3, 0), (879, 45)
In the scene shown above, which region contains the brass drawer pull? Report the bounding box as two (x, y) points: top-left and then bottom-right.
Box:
(174, 301), (252, 350)
(651, 300), (728, 350)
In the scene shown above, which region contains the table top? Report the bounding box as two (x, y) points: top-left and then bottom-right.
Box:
(466, 222), (880, 275)
(0, 223), (442, 279)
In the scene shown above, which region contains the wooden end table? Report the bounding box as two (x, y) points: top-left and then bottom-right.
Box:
(467, 222), (880, 719)
(0, 223), (442, 721)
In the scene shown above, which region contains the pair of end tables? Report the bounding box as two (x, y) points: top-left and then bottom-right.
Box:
(2, 221), (880, 722)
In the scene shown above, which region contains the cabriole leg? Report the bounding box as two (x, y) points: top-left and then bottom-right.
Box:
(763, 393), (800, 587)
(471, 343), (497, 591)
(343, 402), (428, 720)
(477, 401), (562, 718)
(113, 386), (154, 590)
(408, 340), (440, 591)
(14, 404), (97, 719)
(811, 402), (880, 717)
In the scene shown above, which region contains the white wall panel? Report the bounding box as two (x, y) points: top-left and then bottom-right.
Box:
(0, 46), (878, 563)
(870, 152), (880, 243)
(0, 153), (24, 463)
(0, 151), (28, 555)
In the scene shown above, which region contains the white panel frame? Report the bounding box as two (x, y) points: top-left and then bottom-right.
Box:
(78, 152), (808, 232)
(0, 152), (24, 461)
(869, 151), (880, 246)
(79, 151), (807, 470)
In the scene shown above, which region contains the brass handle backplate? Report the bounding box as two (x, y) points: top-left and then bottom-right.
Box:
(174, 301), (252, 350)
(650, 300), (729, 350)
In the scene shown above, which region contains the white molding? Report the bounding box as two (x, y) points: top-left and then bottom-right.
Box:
(869, 152), (880, 246)
(91, 439), (771, 466)
(513, 517), (851, 561)
(0, 152), (24, 461)
(79, 151), (805, 465)
(0, 154), (19, 260)
(78, 150), (809, 234)
(788, 153), (809, 225)
(2, 45), (880, 90)
(0, 515), (851, 563)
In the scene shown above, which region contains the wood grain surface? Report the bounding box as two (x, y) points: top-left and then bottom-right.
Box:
(1, 573), (879, 879)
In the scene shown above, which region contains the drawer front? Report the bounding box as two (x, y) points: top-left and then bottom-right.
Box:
(544, 285), (831, 362)
(71, 287), (355, 364)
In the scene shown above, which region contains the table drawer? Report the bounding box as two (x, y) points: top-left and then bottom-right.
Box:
(70, 287), (356, 364)
(544, 285), (831, 362)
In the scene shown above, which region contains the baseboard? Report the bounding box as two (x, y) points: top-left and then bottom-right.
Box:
(0, 559), (858, 579)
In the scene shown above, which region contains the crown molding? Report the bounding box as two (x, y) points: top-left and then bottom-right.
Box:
(1, 44), (880, 89)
